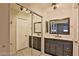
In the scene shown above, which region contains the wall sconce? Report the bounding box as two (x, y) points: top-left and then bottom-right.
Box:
(51, 3), (61, 10)
(20, 6), (26, 11)
(51, 3), (57, 10)
(20, 6), (23, 11)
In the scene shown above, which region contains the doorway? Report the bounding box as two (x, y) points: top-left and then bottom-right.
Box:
(16, 18), (28, 51)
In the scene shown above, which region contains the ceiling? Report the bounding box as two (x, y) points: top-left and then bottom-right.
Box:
(19, 3), (74, 14)
(10, 3), (77, 16)
(11, 3), (75, 11)
(19, 3), (74, 9)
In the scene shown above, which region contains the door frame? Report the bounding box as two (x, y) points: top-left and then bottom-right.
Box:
(16, 17), (28, 51)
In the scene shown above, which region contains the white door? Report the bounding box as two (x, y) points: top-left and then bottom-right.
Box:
(16, 18), (27, 51)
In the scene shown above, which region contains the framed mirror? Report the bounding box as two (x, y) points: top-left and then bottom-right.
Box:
(49, 18), (70, 35)
(34, 22), (41, 33)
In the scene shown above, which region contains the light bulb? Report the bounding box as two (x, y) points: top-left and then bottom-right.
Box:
(25, 10), (30, 14)
(23, 8), (26, 11)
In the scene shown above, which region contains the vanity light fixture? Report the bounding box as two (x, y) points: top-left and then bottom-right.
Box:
(20, 6), (23, 11)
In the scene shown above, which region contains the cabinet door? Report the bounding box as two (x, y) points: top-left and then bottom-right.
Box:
(37, 38), (41, 51)
(55, 42), (64, 56)
(33, 38), (37, 49)
(64, 43), (73, 56)
(29, 36), (32, 47)
(45, 39), (50, 53)
(50, 40), (56, 55)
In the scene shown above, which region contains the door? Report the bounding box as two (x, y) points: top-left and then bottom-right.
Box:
(16, 18), (27, 51)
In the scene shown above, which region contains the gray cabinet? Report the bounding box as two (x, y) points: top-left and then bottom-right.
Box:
(29, 36), (41, 51)
(45, 38), (73, 56)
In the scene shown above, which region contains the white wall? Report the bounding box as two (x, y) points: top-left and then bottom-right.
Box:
(29, 4), (75, 41)
(44, 4), (73, 41)
(0, 4), (10, 55)
(25, 4), (75, 41)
